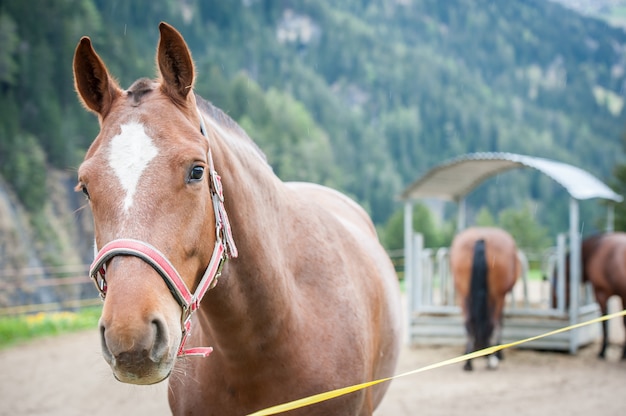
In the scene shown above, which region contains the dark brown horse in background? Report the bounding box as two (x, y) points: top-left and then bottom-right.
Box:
(555, 232), (626, 360)
(73, 22), (401, 415)
(450, 227), (521, 371)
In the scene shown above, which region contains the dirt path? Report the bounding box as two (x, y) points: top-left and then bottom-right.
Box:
(1, 321), (625, 416)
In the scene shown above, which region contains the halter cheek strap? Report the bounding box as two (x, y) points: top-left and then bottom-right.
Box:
(89, 110), (237, 358)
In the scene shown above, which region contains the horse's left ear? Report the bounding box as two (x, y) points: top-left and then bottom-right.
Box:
(73, 36), (121, 117)
(157, 22), (195, 104)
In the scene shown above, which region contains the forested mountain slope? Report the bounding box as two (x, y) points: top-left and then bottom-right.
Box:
(1, 0), (626, 269)
(549, 0), (626, 28)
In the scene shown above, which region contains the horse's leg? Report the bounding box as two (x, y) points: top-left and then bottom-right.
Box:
(596, 296), (609, 359)
(494, 313), (504, 361)
(620, 296), (626, 360)
(622, 312), (626, 360)
(463, 338), (474, 371)
(464, 320), (474, 371)
(598, 319), (608, 359)
(486, 315), (502, 370)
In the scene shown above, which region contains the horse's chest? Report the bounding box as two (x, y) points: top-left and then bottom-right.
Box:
(168, 367), (363, 415)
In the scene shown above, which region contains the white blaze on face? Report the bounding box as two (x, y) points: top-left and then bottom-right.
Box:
(107, 122), (159, 212)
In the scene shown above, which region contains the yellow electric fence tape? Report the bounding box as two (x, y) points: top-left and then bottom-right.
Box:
(248, 310), (626, 416)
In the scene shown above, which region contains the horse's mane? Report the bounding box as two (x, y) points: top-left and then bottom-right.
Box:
(126, 78), (267, 163)
(194, 93), (268, 163)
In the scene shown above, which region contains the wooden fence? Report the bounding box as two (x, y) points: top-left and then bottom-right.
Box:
(0, 265), (101, 316)
(0, 249), (407, 317)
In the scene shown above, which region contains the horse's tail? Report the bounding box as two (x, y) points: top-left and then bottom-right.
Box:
(468, 239), (493, 351)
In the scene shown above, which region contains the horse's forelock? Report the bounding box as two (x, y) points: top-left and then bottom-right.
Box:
(127, 78), (157, 106)
(121, 81), (268, 164)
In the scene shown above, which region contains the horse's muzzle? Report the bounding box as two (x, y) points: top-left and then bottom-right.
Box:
(99, 316), (174, 385)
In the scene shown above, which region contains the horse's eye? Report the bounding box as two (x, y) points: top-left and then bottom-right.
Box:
(189, 166), (205, 182)
(81, 185), (90, 200)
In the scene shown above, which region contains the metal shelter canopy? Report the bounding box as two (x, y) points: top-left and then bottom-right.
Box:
(400, 152), (622, 203)
(400, 152), (622, 353)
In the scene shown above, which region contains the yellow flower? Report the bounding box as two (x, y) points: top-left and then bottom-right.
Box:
(25, 312), (46, 325)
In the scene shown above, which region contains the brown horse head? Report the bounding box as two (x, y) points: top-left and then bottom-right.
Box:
(73, 23), (224, 384)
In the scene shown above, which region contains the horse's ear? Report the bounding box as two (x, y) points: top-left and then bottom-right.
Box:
(73, 37), (121, 117)
(157, 22), (195, 104)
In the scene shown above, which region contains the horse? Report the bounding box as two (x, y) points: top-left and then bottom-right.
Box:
(449, 227), (521, 371)
(553, 232), (626, 360)
(72, 22), (402, 415)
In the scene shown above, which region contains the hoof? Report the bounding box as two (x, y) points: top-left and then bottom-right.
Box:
(487, 355), (500, 370)
(463, 362), (473, 371)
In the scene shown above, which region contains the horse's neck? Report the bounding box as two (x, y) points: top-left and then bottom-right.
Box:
(199, 128), (297, 357)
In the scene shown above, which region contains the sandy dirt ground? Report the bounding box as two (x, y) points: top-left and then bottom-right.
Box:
(0, 312), (625, 416)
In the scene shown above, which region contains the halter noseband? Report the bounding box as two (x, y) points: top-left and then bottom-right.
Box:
(89, 110), (238, 358)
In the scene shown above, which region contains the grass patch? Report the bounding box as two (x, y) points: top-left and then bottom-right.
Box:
(0, 307), (101, 350)
(0, 270), (544, 349)
(527, 268), (544, 281)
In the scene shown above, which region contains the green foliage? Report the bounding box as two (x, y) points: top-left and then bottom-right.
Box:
(261, 88), (336, 184)
(382, 200), (551, 254)
(0, 133), (47, 213)
(381, 204), (454, 250)
(0, 308), (101, 349)
(224, 73), (340, 186)
(0, 13), (19, 86)
(611, 160), (626, 231)
(0, 0), (625, 235)
(381, 107), (423, 180)
(0, 0), (105, 175)
(498, 203), (551, 251)
(475, 207), (497, 227)
(380, 209), (404, 251)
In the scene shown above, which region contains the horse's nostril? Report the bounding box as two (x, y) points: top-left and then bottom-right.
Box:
(150, 317), (170, 361)
(100, 323), (113, 364)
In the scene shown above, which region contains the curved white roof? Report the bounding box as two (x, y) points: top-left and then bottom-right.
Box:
(400, 152), (622, 202)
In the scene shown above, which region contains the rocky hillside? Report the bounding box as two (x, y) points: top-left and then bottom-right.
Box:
(0, 170), (93, 307)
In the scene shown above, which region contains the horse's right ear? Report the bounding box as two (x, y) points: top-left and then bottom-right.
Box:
(73, 36), (121, 117)
(157, 22), (195, 105)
